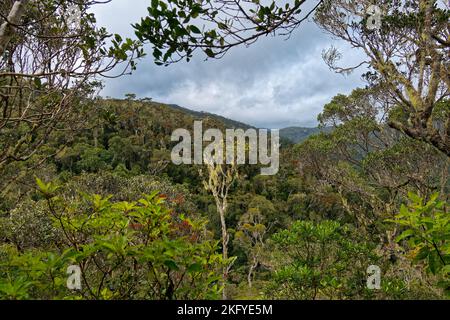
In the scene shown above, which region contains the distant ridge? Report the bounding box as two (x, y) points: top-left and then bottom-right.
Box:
(131, 100), (325, 144)
(280, 126), (331, 144)
(166, 104), (255, 130)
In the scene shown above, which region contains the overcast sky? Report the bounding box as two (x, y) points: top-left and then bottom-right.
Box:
(92, 1), (366, 129)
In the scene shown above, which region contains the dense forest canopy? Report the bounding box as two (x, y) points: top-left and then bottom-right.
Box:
(0, 0), (448, 300)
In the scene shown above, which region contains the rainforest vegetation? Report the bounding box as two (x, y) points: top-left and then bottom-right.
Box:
(0, 0), (448, 300)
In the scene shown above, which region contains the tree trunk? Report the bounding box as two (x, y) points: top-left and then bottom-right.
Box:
(218, 205), (229, 300)
(0, 0), (29, 56)
(93, 126), (99, 148)
(247, 257), (257, 288)
(388, 120), (450, 158)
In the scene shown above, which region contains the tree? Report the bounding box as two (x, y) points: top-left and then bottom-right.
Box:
(0, 0), (144, 193)
(315, 0), (449, 156)
(0, 0), (29, 55)
(267, 220), (378, 299)
(125, 93), (137, 101)
(201, 159), (238, 299)
(297, 88), (449, 230)
(133, 0), (449, 155)
(234, 207), (269, 288)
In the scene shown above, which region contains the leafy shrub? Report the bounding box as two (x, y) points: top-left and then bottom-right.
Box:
(0, 179), (228, 300)
(266, 220), (379, 299)
(0, 200), (61, 250)
(388, 192), (449, 296)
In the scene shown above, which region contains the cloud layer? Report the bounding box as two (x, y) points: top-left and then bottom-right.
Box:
(93, 1), (365, 128)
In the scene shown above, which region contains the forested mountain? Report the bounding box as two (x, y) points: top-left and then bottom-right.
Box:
(167, 103), (324, 143)
(1, 94), (448, 300)
(166, 104), (255, 130)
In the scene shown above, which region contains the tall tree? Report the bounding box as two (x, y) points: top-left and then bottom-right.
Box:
(234, 207), (269, 288)
(315, 0), (449, 156)
(0, 0), (29, 55)
(201, 158), (238, 299)
(0, 0), (143, 192)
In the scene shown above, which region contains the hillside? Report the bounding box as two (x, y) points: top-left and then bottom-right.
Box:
(280, 126), (334, 144)
(1, 95), (448, 301)
(165, 103), (322, 144)
(166, 104), (255, 130)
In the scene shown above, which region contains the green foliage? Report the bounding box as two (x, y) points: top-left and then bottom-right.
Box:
(0, 180), (228, 300)
(234, 208), (268, 289)
(266, 220), (378, 300)
(0, 0), (145, 195)
(387, 192), (449, 294)
(0, 200), (61, 250)
(0, 94), (448, 300)
(0, 245), (75, 300)
(1, 0), (449, 302)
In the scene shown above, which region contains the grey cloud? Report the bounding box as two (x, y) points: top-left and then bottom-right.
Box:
(93, 0), (365, 129)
